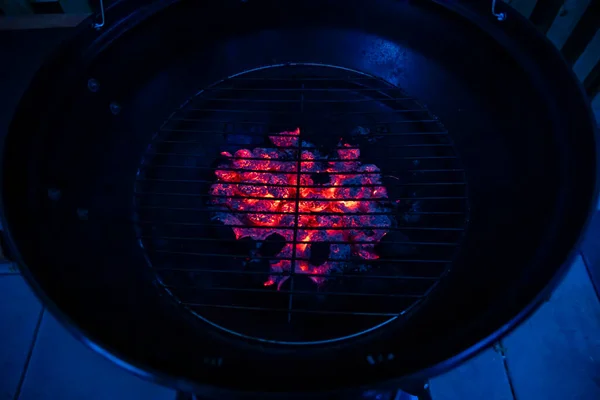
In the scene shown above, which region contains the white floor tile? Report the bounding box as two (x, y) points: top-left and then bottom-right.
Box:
(0, 275), (43, 400)
(18, 312), (176, 400)
(502, 254), (600, 400)
(428, 348), (514, 400)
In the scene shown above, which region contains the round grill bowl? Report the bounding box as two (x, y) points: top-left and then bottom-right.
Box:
(2, 0), (598, 397)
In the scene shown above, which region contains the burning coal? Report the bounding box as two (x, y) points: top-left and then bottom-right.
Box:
(210, 128), (393, 289)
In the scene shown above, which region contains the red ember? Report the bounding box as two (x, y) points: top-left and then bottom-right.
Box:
(210, 128), (392, 289)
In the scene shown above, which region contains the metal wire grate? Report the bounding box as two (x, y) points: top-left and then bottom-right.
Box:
(134, 64), (469, 344)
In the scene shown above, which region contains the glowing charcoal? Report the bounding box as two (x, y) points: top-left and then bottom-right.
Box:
(210, 128), (393, 287)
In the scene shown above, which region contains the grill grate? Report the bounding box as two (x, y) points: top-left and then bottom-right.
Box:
(134, 64), (469, 344)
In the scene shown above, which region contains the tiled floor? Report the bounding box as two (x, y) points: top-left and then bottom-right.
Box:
(0, 271), (176, 400)
(428, 252), (600, 400)
(502, 255), (600, 400)
(428, 349), (514, 400)
(17, 312), (175, 400)
(0, 274), (42, 400)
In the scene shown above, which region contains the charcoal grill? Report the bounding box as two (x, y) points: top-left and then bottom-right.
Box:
(135, 64), (468, 343)
(2, 0), (598, 398)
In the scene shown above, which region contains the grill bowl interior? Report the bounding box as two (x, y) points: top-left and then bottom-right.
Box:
(2, 0), (597, 395)
(135, 64), (469, 344)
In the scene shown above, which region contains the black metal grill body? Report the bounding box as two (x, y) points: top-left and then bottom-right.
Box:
(2, 0), (598, 397)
